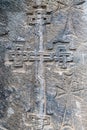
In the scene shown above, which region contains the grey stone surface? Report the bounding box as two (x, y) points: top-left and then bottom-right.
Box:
(0, 0), (87, 130)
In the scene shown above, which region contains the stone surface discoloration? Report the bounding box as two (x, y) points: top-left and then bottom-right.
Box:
(0, 0), (87, 130)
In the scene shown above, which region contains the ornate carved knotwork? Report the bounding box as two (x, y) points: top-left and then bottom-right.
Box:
(7, 44), (73, 69)
(20, 113), (51, 130)
(27, 4), (51, 26)
(54, 45), (73, 69)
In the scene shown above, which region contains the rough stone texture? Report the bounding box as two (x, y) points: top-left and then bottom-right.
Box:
(0, 0), (87, 130)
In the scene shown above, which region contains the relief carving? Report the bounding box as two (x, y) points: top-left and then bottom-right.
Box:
(46, 66), (87, 129)
(1, 0), (87, 130)
(46, 0), (86, 50)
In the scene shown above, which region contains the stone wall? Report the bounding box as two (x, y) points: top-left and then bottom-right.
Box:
(0, 0), (87, 130)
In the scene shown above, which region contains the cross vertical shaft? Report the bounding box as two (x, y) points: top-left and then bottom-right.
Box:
(28, 3), (50, 129)
(33, 3), (47, 129)
(36, 8), (46, 116)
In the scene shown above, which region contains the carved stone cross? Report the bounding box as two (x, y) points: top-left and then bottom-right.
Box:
(7, 3), (73, 129)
